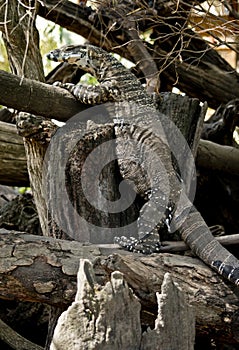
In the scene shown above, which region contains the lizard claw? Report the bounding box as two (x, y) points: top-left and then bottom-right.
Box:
(114, 235), (161, 254)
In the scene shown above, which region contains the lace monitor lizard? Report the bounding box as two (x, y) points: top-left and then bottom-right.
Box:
(47, 44), (239, 285)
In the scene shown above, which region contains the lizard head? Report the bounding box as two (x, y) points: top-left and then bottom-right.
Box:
(47, 44), (109, 79)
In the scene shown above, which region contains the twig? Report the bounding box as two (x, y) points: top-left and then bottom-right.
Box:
(126, 26), (160, 93)
(158, 233), (239, 253)
(0, 318), (43, 350)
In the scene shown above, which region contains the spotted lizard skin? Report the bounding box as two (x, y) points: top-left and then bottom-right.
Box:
(47, 44), (239, 285)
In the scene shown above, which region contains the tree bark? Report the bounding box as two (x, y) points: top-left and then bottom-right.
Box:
(1, 229), (239, 344)
(0, 0), (44, 81)
(0, 0), (50, 237)
(0, 85), (210, 188)
(51, 260), (142, 350)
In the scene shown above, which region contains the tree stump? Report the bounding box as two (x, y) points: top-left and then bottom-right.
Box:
(50, 260), (195, 350)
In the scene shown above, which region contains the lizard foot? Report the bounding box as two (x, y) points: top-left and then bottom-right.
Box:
(114, 233), (161, 254)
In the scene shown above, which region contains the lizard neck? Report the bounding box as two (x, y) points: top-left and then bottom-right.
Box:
(87, 46), (155, 107)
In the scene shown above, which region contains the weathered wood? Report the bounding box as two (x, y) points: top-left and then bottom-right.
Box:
(1, 230), (239, 343)
(99, 253), (239, 343)
(37, 0), (112, 50)
(0, 0), (44, 81)
(201, 99), (239, 145)
(0, 121), (28, 186)
(156, 31), (239, 109)
(50, 260), (142, 350)
(5, 125), (237, 188)
(158, 92), (206, 156)
(16, 114), (58, 237)
(141, 273), (195, 350)
(1, 0), (74, 245)
(50, 262), (195, 350)
(158, 233), (239, 253)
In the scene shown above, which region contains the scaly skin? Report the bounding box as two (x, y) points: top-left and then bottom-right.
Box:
(47, 44), (239, 285)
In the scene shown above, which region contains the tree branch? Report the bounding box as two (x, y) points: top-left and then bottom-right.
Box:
(196, 139), (239, 175)
(37, 0), (112, 50)
(0, 121), (29, 186)
(160, 233), (239, 252)
(0, 70), (89, 121)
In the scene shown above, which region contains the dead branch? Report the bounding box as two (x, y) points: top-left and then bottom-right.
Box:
(160, 233), (239, 252)
(125, 25), (160, 93)
(37, 0), (111, 50)
(51, 261), (195, 350)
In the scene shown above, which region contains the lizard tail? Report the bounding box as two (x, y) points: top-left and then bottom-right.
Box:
(179, 205), (239, 285)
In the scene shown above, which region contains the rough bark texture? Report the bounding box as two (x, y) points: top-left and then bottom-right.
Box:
(16, 115), (57, 237)
(43, 92), (206, 242)
(98, 252), (239, 344)
(157, 92), (206, 157)
(0, 0), (44, 81)
(2, 118), (238, 186)
(0, 0), (49, 237)
(0, 1), (239, 348)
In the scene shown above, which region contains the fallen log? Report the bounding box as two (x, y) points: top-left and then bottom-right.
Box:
(0, 229), (239, 343)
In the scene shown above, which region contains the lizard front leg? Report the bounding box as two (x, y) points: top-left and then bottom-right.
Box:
(115, 198), (175, 254)
(53, 80), (120, 104)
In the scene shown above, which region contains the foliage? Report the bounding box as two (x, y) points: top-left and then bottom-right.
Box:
(0, 33), (9, 72)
